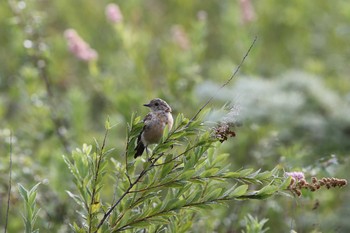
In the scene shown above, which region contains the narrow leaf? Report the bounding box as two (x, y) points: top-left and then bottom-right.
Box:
(230, 185), (249, 197)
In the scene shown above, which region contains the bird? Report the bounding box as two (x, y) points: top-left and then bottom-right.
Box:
(134, 98), (173, 158)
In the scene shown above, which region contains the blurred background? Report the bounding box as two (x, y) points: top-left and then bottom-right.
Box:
(1, 0), (349, 232)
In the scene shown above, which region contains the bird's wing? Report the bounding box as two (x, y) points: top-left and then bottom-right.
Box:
(134, 112), (153, 158)
(143, 112), (153, 125)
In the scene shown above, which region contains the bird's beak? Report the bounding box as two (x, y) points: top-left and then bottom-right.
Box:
(143, 103), (151, 107)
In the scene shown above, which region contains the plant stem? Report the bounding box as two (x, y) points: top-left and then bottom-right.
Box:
(88, 129), (109, 233)
(4, 131), (12, 233)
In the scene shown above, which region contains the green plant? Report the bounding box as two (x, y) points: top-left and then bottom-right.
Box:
(18, 183), (41, 233)
(242, 214), (269, 233)
(63, 112), (292, 232)
(1, 1), (349, 232)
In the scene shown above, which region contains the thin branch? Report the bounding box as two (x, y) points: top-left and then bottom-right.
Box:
(153, 144), (200, 167)
(4, 131), (13, 233)
(129, 172), (184, 194)
(124, 124), (131, 177)
(188, 36), (257, 125)
(88, 129), (109, 233)
(125, 172), (132, 186)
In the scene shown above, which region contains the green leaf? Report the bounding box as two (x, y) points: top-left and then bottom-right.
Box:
(248, 185), (279, 199)
(230, 184), (248, 197)
(169, 131), (186, 140)
(72, 222), (85, 233)
(130, 221), (150, 228)
(255, 171), (273, 180)
(160, 163), (173, 179)
(29, 183), (41, 194)
(178, 169), (196, 180)
(28, 192), (37, 206)
(105, 116), (111, 129)
(221, 185), (236, 198)
(164, 181), (186, 188)
(239, 168), (254, 177)
(279, 176), (292, 190)
(186, 187), (203, 203)
(82, 143), (92, 155)
(66, 191), (82, 205)
(192, 203), (213, 210)
(201, 168), (219, 177)
(18, 184), (28, 202)
(164, 199), (178, 211)
(189, 178), (205, 184)
(161, 123), (170, 142)
(206, 188), (223, 200)
(171, 199), (187, 209)
(173, 113), (184, 128)
(224, 172), (241, 178)
(176, 183), (192, 198)
(147, 216), (170, 225)
(91, 202), (101, 214)
(133, 116), (141, 125)
(247, 169), (261, 178)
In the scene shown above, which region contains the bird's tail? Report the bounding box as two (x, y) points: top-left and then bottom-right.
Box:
(134, 134), (145, 158)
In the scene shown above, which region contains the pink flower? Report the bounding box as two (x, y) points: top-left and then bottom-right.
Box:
(239, 0), (256, 24)
(64, 29), (98, 61)
(285, 171), (305, 181)
(105, 3), (123, 24)
(171, 25), (190, 50)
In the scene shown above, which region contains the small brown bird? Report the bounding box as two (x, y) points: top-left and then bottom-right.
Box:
(134, 98), (173, 158)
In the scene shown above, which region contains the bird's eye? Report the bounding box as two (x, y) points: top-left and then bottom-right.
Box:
(155, 103), (159, 106)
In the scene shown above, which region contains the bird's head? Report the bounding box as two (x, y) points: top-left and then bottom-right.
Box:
(144, 98), (172, 112)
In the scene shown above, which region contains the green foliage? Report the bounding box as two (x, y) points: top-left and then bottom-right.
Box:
(63, 119), (113, 233)
(18, 183), (41, 233)
(242, 214), (269, 233)
(64, 113), (290, 232)
(1, 0), (349, 232)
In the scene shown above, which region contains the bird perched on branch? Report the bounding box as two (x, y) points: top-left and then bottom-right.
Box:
(134, 98), (173, 158)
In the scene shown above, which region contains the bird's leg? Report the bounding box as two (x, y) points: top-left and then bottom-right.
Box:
(145, 146), (151, 161)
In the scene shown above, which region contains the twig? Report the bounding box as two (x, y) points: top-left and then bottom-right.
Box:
(188, 36), (257, 125)
(4, 131), (13, 233)
(88, 129), (109, 233)
(124, 123), (132, 177)
(153, 144), (200, 167)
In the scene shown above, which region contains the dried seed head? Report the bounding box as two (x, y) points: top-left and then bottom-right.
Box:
(295, 189), (302, 197)
(214, 123), (236, 143)
(299, 179), (306, 186)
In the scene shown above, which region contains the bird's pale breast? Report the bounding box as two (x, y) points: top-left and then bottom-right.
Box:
(142, 111), (173, 145)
